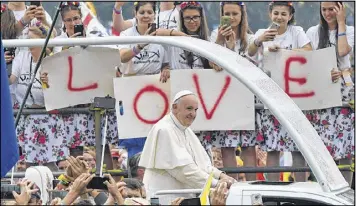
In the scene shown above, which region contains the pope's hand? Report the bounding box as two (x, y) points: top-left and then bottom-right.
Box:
(218, 173), (236, 188)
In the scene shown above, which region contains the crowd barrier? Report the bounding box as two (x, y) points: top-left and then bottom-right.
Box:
(12, 102), (352, 115)
(4, 166), (351, 178)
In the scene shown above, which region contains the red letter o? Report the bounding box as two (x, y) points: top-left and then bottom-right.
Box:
(133, 85), (169, 124)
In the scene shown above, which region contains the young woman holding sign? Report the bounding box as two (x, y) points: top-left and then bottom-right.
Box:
(306, 1), (354, 183)
(9, 23), (64, 170)
(43, 2), (120, 154)
(248, 1), (312, 182)
(197, 1), (257, 180)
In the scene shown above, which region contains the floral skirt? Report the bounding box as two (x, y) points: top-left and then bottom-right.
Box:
(16, 114), (69, 164)
(197, 98), (261, 149)
(316, 107), (354, 160)
(257, 109), (320, 152)
(63, 112), (119, 147)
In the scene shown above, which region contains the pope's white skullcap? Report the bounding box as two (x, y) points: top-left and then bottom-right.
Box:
(172, 90), (195, 103)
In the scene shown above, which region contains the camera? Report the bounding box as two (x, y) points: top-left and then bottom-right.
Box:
(1, 184), (21, 199)
(93, 96), (116, 110)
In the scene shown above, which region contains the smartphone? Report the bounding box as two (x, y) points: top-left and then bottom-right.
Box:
(148, 23), (157, 34)
(69, 146), (83, 157)
(4, 47), (16, 57)
(30, 1), (41, 7)
(52, 179), (60, 189)
(220, 16), (231, 27)
(74, 24), (84, 36)
(269, 22), (280, 30)
(87, 176), (109, 190)
(179, 198), (201, 205)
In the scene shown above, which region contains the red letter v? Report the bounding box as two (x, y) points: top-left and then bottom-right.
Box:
(67, 56), (98, 92)
(193, 74), (231, 120)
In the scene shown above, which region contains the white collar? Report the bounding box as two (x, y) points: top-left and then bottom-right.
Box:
(169, 112), (188, 131)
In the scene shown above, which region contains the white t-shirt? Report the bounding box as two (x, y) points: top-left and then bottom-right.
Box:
(52, 32), (69, 54)
(210, 28), (255, 55)
(168, 47), (205, 70)
(118, 27), (168, 75)
(306, 25), (354, 69)
(11, 51), (45, 107)
(255, 25), (310, 52)
(156, 8), (180, 30)
(128, 8), (179, 31)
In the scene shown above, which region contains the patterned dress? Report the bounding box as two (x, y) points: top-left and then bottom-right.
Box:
(316, 80), (354, 160)
(63, 107), (119, 148)
(197, 31), (258, 149)
(15, 104), (69, 164)
(306, 24), (355, 160)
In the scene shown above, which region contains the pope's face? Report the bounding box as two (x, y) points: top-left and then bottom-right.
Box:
(173, 95), (199, 127)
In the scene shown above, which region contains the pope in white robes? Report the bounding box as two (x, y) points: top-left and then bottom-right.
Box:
(139, 90), (235, 204)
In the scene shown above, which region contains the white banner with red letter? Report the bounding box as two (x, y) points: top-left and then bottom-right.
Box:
(263, 47), (342, 110)
(113, 70), (255, 138)
(41, 47), (120, 111)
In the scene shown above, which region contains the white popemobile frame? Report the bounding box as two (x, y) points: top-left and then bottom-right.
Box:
(3, 36), (351, 194)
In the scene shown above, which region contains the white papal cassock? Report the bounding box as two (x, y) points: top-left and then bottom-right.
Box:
(139, 112), (222, 204)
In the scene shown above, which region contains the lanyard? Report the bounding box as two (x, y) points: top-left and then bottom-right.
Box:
(28, 57), (36, 105)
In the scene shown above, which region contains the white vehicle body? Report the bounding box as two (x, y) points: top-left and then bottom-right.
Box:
(227, 181), (354, 205)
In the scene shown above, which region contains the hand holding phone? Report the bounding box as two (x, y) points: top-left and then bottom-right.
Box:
(269, 22), (280, 30)
(148, 23), (157, 34)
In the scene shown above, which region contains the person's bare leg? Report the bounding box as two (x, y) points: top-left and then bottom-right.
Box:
(339, 158), (352, 184)
(221, 147), (239, 180)
(241, 146), (256, 181)
(292, 151), (306, 182)
(266, 151), (280, 181)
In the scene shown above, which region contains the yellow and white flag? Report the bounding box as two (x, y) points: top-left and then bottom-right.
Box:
(200, 172), (213, 205)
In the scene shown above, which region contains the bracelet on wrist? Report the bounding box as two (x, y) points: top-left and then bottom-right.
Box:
(113, 7), (122, 15)
(132, 46), (140, 55)
(254, 38), (262, 47)
(338, 32), (346, 37)
(169, 29), (174, 36)
(19, 18), (28, 27)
